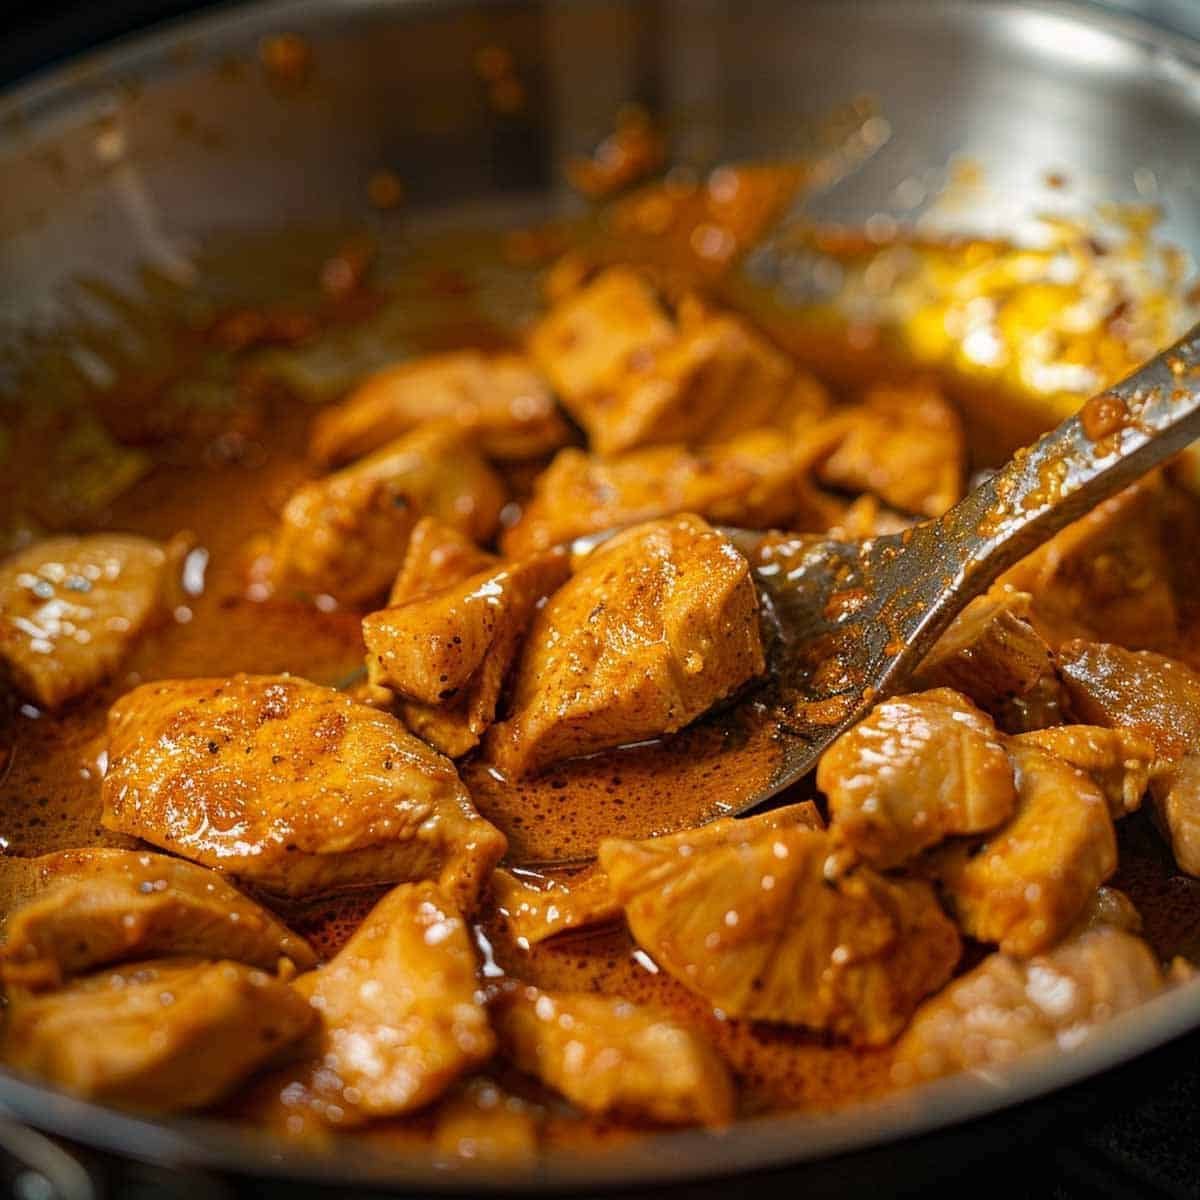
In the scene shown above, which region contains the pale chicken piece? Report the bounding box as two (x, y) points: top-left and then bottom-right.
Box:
(527, 266), (675, 416)
(912, 589), (1063, 729)
(817, 381), (965, 518)
(1000, 476), (1180, 653)
(2, 957), (316, 1113)
(386, 517), (498, 608)
(309, 351), (569, 467)
(433, 1078), (541, 1164)
(817, 689), (1017, 869)
(0, 533), (185, 709)
(1014, 726), (1161, 819)
(500, 425), (847, 558)
(363, 547), (569, 758)
(580, 301), (799, 456)
(933, 741), (1117, 956)
(488, 516), (765, 778)
(491, 866), (621, 945)
(894, 928), (1166, 1083)
(1074, 886), (1143, 935)
(1057, 641), (1200, 875)
(0, 848), (315, 989)
(268, 422), (506, 606)
(493, 983), (734, 1127)
(599, 813), (960, 1045)
(291, 882), (494, 1122)
(701, 363), (830, 445)
(101, 675), (506, 908)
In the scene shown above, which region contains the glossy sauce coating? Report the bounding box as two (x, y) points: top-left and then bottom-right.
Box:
(1, 222), (1198, 1149)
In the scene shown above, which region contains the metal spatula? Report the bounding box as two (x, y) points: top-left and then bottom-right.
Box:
(716, 322), (1200, 814)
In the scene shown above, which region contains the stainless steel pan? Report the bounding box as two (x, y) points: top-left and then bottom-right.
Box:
(2, 0), (1200, 1190)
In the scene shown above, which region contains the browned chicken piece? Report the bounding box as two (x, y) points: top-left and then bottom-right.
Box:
(0, 534), (185, 709)
(527, 266), (675, 417)
(933, 741), (1117, 956)
(269, 422), (506, 606)
(912, 589), (1064, 730)
(599, 813), (960, 1045)
(500, 426), (847, 558)
(703, 363), (830, 445)
(1074, 886), (1143, 935)
(894, 928), (1166, 1083)
(0, 848), (315, 989)
(433, 1078), (541, 1164)
(817, 382), (965, 518)
(2, 957), (316, 1113)
(101, 675), (506, 908)
(529, 265), (826, 455)
(1150, 755), (1200, 876)
(493, 983), (734, 1127)
(817, 689), (1017, 869)
(1014, 726), (1161, 820)
(491, 866), (620, 946)
(309, 351), (569, 467)
(487, 516), (764, 778)
(574, 299), (799, 456)
(385, 517), (498, 608)
(1000, 476), (1180, 653)
(363, 548), (569, 758)
(1057, 641), (1200, 875)
(291, 882), (494, 1122)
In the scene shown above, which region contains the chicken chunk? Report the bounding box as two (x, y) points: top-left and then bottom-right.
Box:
(268, 422), (506, 605)
(599, 813), (960, 1045)
(574, 302), (798, 456)
(500, 426), (846, 558)
(1014, 726), (1161, 819)
(1057, 641), (1200, 876)
(309, 351), (569, 467)
(912, 589), (1063, 730)
(932, 741), (1117, 956)
(493, 983), (734, 1126)
(291, 882), (494, 1122)
(1000, 476), (1180, 653)
(528, 266), (675, 417)
(894, 928), (1166, 1083)
(491, 866), (620, 946)
(0, 534), (184, 709)
(529, 267), (819, 456)
(817, 382), (965, 517)
(817, 689), (1017, 869)
(2, 958), (316, 1113)
(363, 547), (569, 758)
(0, 848), (315, 989)
(101, 675), (506, 907)
(487, 516), (764, 778)
(385, 517), (498, 608)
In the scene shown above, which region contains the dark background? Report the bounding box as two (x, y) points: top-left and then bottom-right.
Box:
(2, 0), (1200, 1196)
